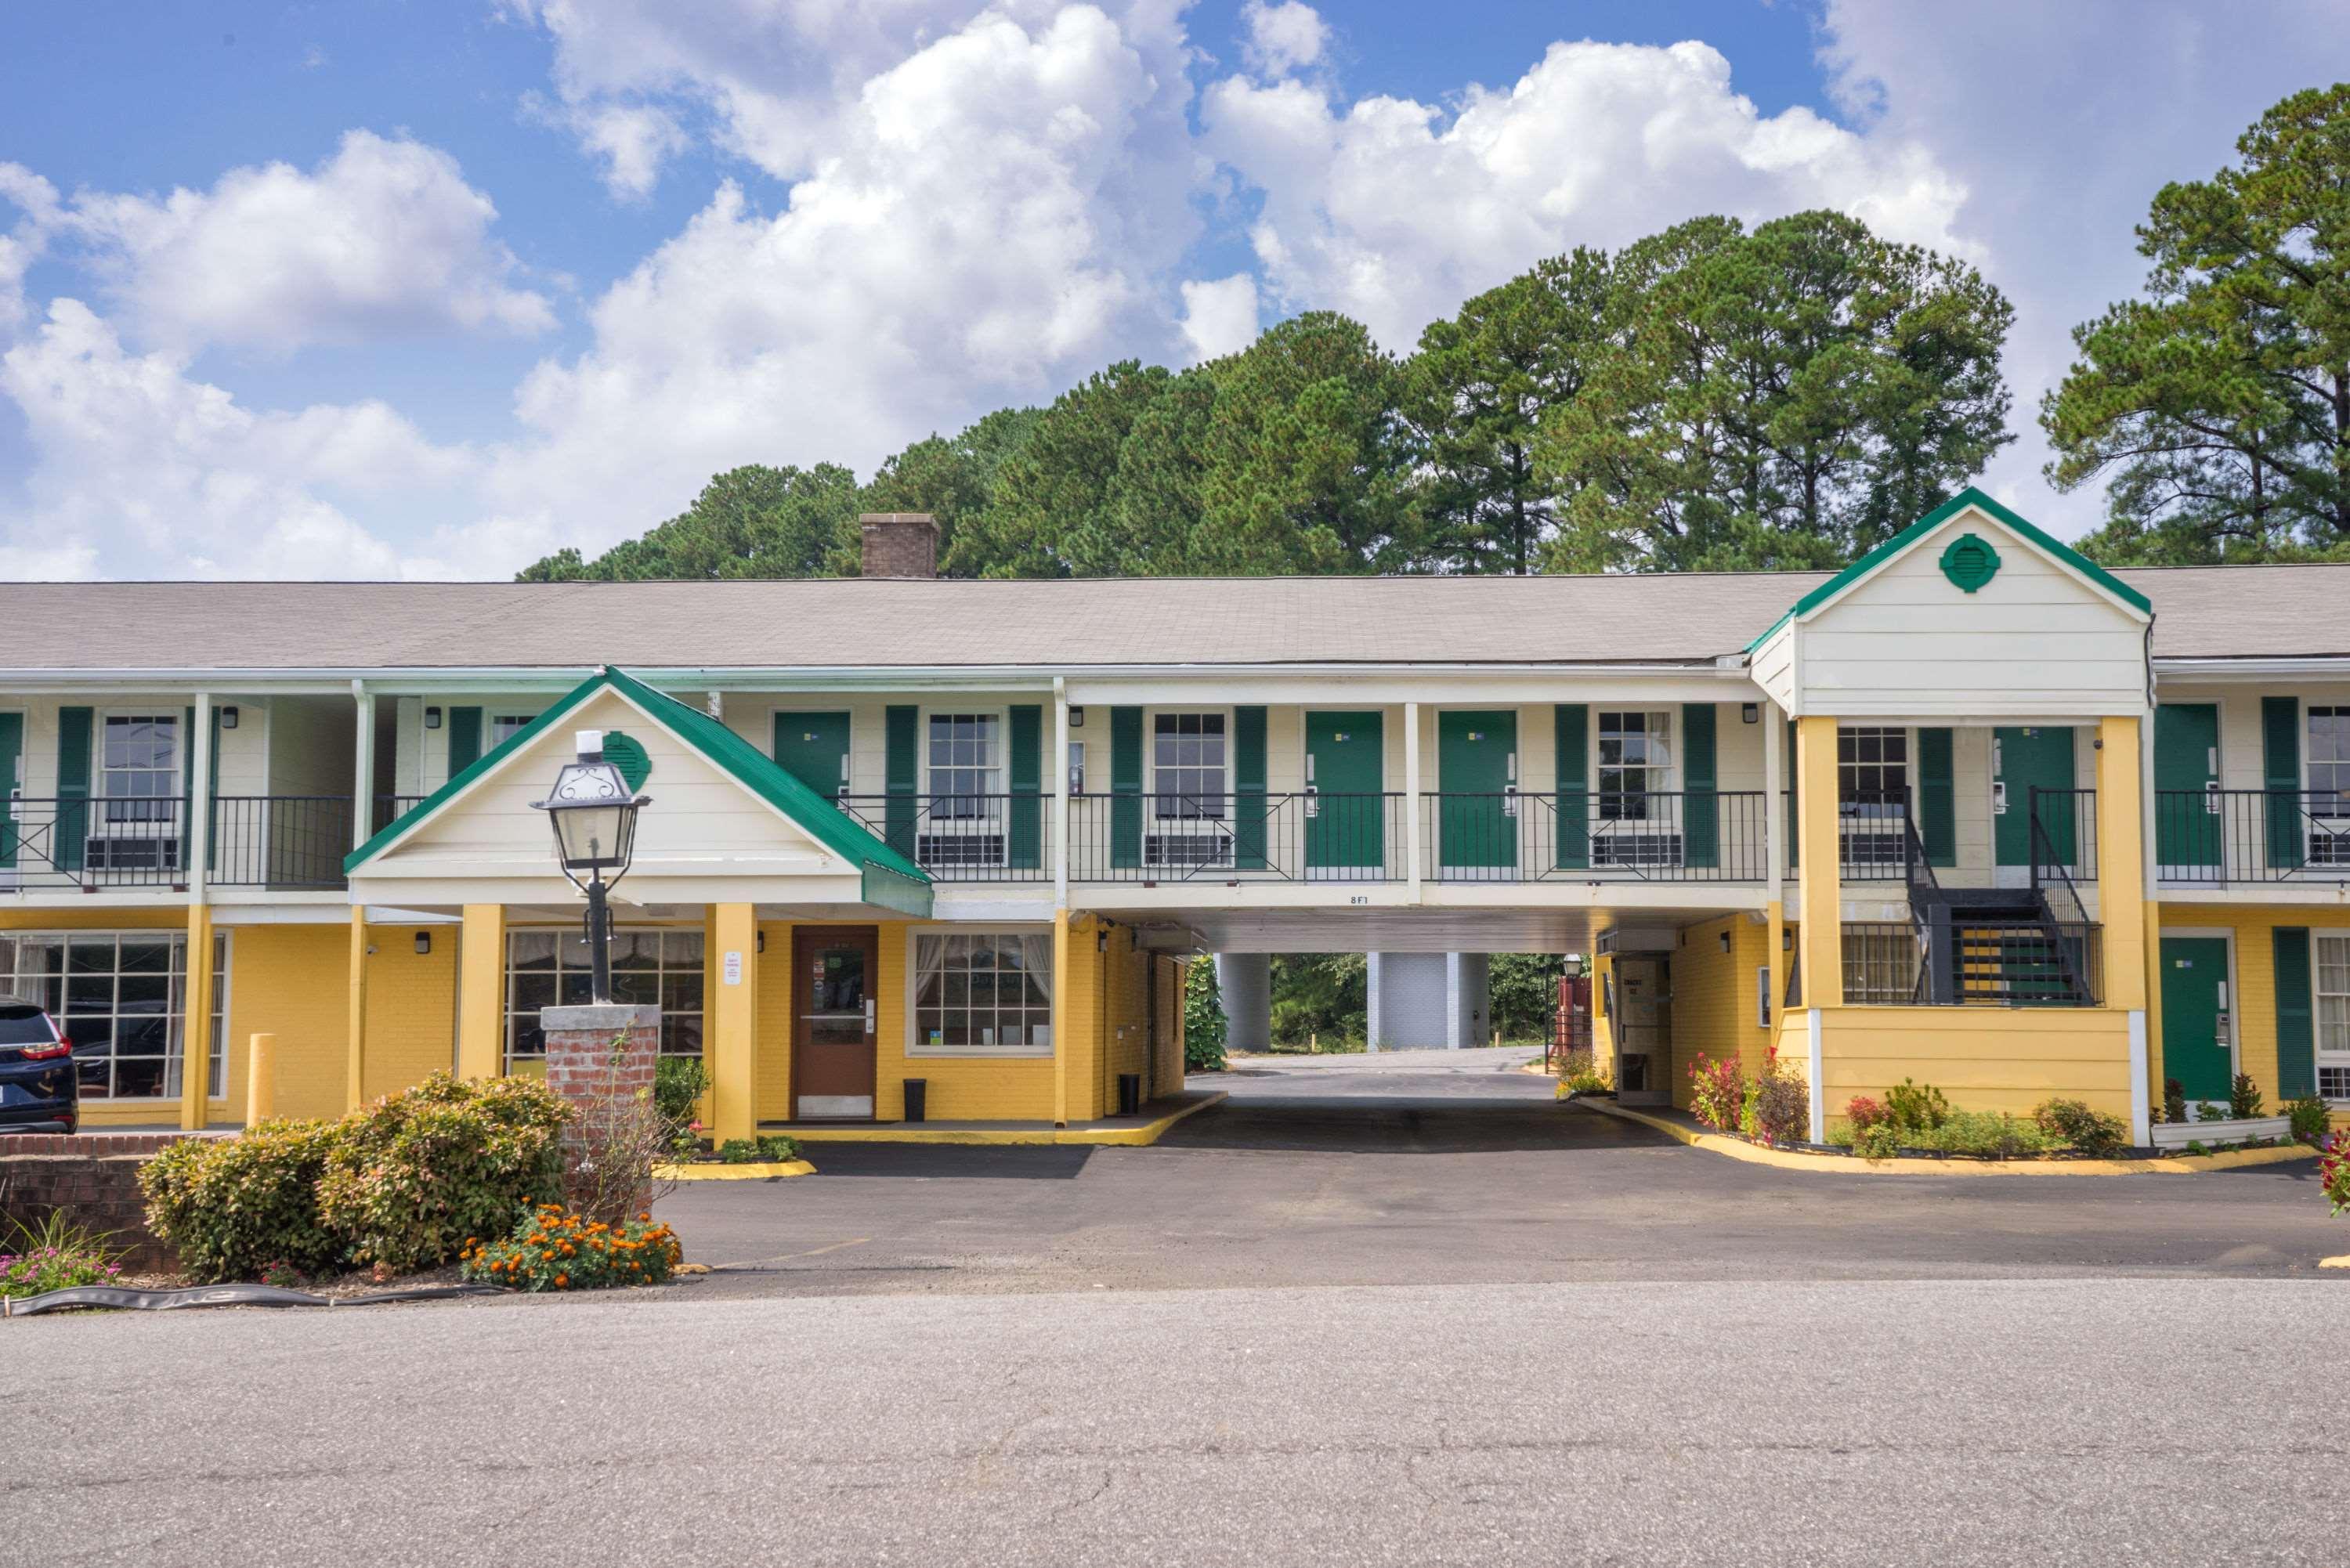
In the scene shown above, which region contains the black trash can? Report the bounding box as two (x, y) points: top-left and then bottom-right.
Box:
(1117, 1072), (1141, 1118)
(902, 1078), (927, 1123)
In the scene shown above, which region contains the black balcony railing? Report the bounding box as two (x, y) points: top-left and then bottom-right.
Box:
(1067, 792), (1408, 883)
(839, 793), (1053, 883)
(1845, 918), (2102, 1007)
(0, 795), (356, 890)
(1837, 790), (1914, 882)
(2025, 786), (2098, 880)
(1420, 790), (1769, 883)
(374, 794), (427, 835)
(2153, 789), (2350, 884)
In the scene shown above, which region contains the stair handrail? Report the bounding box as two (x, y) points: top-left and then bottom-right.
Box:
(2027, 793), (2096, 1004)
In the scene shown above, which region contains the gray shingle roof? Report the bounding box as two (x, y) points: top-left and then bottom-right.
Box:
(0, 563), (2342, 672)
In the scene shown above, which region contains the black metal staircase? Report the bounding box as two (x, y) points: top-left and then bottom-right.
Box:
(1900, 792), (2097, 1006)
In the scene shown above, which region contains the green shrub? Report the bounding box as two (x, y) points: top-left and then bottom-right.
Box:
(1913, 1110), (2048, 1158)
(718, 1138), (759, 1164)
(1749, 1071), (1809, 1148)
(2286, 1095), (2332, 1145)
(141, 1119), (346, 1284)
(1687, 1053), (1744, 1132)
(1884, 1078), (1950, 1134)
(754, 1133), (801, 1162)
(2163, 1077), (2188, 1125)
(653, 1057), (710, 1125)
(0, 1211), (128, 1298)
(2032, 1099), (2129, 1156)
(2196, 1099), (2231, 1122)
(1184, 958), (1228, 1071)
(2229, 1073), (2265, 1120)
(316, 1073), (569, 1275)
(461, 1205), (682, 1292)
(1852, 1123), (1902, 1162)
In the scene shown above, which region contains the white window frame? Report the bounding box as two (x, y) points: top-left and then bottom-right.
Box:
(1838, 725), (1911, 815)
(1145, 707), (1235, 869)
(1755, 964), (1772, 1030)
(2315, 930), (2350, 1102)
(488, 713), (538, 746)
(1594, 710), (1673, 823)
(98, 709), (181, 832)
(922, 707), (1007, 826)
(2307, 706), (2350, 844)
(906, 923), (1055, 1058)
(502, 926), (706, 1071)
(0, 928), (228, 1100)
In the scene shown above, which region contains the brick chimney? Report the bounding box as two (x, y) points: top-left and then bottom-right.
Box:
(859, 512), (938, 578)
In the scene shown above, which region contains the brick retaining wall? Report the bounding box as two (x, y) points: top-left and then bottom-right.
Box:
(0, 1153), (181, 1273)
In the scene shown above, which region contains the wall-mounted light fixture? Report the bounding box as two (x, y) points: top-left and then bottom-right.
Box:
(1719, 930), (1732, 953)
(219, 706), (240, 730)
(1068, 706), (1086, 728)
(425, 706), (443, 730)
(757, 930), (766, 953)
(1741, 703), (1760, 724)
(414, 931), (432, 956)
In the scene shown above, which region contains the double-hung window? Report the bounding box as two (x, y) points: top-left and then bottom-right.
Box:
(2318, 935), (2350, 1100)
(1152, 713), (1226, 820)
(489, 714), (537, 747)
(101, 713), (178, 826)
(1838, 727), (1908, 815)
(1596, 712), (1670, 821)
(927, 713), (1003, 822)
(2309, 708), (2350, 822)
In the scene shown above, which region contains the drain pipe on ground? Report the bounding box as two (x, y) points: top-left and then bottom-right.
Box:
(2, 1282), (507, 1317)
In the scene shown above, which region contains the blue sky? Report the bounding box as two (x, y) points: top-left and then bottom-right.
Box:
(1, 0), (2341, 579)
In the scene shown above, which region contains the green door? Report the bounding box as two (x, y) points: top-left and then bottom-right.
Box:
(0, 711), (18, 869)
(1994, 725), (2076, 867)
(2154, 703), (2222, 870)
(1305, 711), (1383, 872)
(1438, 710), (1517, 871)
(2159, 936), (2232, 1102)
(773, 712), (852, 801)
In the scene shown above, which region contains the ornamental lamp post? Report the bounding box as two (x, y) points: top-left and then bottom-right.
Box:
(531, 730), (653, 1005)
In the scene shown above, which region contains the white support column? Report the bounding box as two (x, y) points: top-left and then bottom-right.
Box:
(1053, 676), (1070, 909)
(1215, 953), (1271, 1053)
(351, 681), (376, 850)
(1762, 704), (1784, 889)
(186, 691), (212, 901)
(1806, 1010), (1826, 1143)
(1404, 701), (1423, 901)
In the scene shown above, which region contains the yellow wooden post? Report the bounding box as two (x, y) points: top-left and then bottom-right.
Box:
(456, 903), (505, 1080)
(246, 1032), (277, 1125)
(345, 906), (369, 1111)
(179, 905), (215, 1130)
(1052, 909), (1072, 1126)
(709, 903), (758, 1144)
(2096, 716), (2149, 1014)
(1794, 716), (1842, 1010)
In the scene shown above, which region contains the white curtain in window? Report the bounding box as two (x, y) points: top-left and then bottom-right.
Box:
(916, 933), (949, 1005)
(1018, 934), (1052, 1002)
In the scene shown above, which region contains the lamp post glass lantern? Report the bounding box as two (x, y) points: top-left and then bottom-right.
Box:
(532, 730), (653, 1004)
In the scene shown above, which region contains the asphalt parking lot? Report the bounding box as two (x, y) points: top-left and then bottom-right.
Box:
(659, 1049), (2346, 1299)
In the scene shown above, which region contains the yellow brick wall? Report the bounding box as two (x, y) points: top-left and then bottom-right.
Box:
(1665, 916), (1778, 1109)
(361, 925), (457, 1104)
(1819, 1005), (2134, 1119)
(231, 923), (350, 1121)
(2153, 904), (2350, 1107)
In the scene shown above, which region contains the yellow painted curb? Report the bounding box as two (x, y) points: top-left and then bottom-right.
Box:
(657, 1159), (817, 1181)
(779, 1092), (1227, 1147)
(2320, 1256), (2350, 1270)
(1584, 1099), (2319, 1176)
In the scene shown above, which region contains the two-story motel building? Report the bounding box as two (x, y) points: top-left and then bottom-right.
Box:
(5, 492), (2350, 1146)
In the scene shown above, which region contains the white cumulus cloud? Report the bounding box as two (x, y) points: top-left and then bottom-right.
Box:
(1240, 1), (1329, 77)
(1179, 273), (1260, 362)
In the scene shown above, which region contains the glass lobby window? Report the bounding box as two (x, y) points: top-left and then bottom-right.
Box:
(0, 931), (226, 1099)
(505, 928), (705, 1069)
(912, 931), (1054, 1054)
(927, 713), (1002, 819)
(1152, 713), (1226, 819)
(1596, 711), (1671, 820)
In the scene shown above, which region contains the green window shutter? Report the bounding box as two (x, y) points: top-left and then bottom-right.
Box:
(1110, 706), (1144, 870)
(1784, 718), (1797, 869)
(1553, 704), (1589, 870)
(446, 706), (484, 776)
(1234, 706), (1267, 871)
(1007, 704), (1043, 870)
(56, 706), (92, 873)
(1919, 728), (1956, 868)
(2262, 696), (2303, 870)
(1681, 703), (1718, 869)
(0, 711), (20, 869)
(884, 706), (920, 860)
(2274, 927), (2316, 1100)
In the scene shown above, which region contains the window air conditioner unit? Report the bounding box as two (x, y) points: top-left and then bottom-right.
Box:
(916, 833), (1007, 869)
(1144, 832), (1232, 869)
(85, 836), (182, 873)
(1590, 831), (1684, 869)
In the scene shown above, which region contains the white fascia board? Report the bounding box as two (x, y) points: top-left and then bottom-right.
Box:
(2153, 657), (2350, 680)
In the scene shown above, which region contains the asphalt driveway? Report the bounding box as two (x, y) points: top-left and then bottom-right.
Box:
(659, 1050), (2344, 1298)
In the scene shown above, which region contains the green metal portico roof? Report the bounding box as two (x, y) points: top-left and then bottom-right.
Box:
(344, 666), (931, 912)
(1744, 487), (2154, 654)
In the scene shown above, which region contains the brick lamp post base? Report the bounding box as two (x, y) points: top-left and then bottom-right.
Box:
(540, 1003), (663, 1214)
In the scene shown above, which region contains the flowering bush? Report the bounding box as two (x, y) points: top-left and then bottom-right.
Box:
(1748, 1068), (1810, 1148)
(317, 1073), (569, 1275)
(1687, 1054), (1744, 1131)
(461, 1205), (682, 1291)
(2286, 1096), (2332, 1146)
(142, 1118), (347, 1284)
(2323, 1129), (2350, 1217)
(0, 1212), (127, 1298)
(1843, 1095), (1891, 1134)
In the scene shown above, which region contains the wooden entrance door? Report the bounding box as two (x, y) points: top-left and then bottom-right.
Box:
(792, 927), (878, 1120)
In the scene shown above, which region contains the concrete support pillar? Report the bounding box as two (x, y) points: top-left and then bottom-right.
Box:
(178, 903), (215, 1131)
(1214, 952), (1271, 1053)
(456, 903), (505, 1080)
(1367, 952), (1489, 1050)
(345, 906), (369, 1111)
(708, 903), (758, 1145)
(1446, 952), (1491, 1050)
(1794, 716), (1842, 1010)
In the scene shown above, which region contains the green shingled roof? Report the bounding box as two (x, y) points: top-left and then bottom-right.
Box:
(1744, 486), (2153, 653)
(344, 667), (931, 913)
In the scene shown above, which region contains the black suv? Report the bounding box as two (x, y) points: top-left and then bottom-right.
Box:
(0, 995), (78, 1134)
